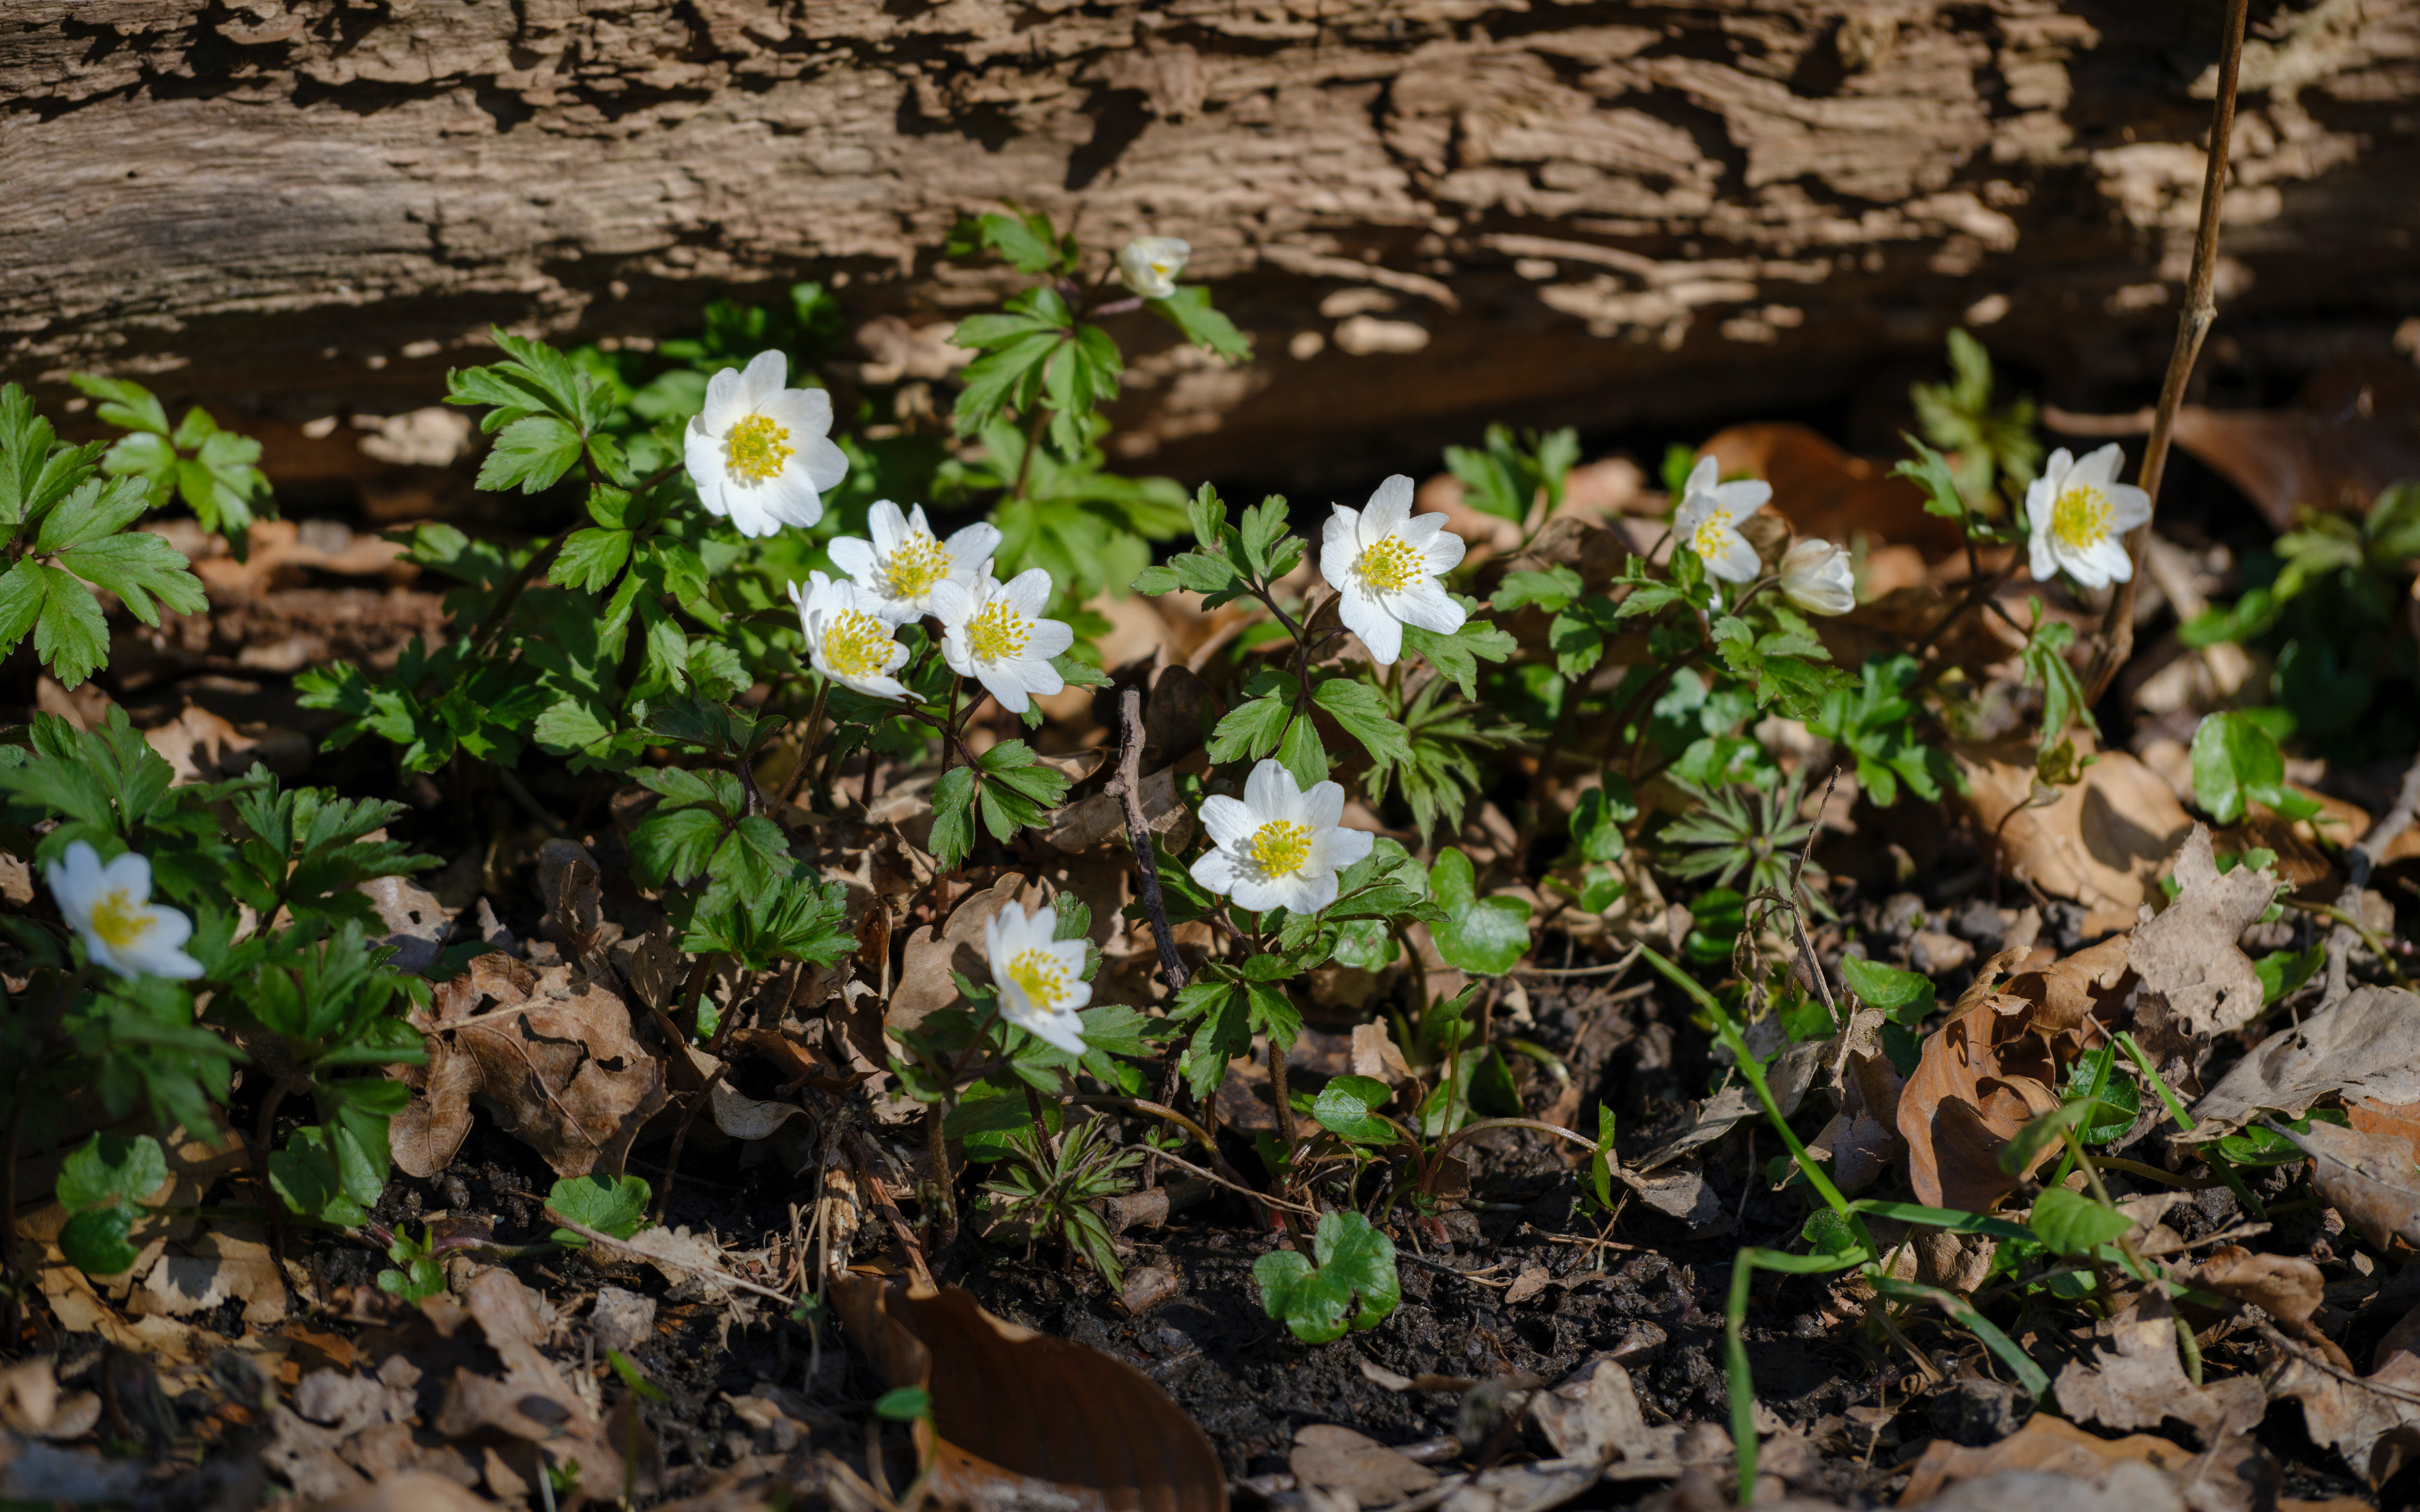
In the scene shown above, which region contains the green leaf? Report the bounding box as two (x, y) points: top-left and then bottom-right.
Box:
(553, 527), (633, 593)
(1403, 613), (1513, 698)
(1276, 710), (1328, 792)
(69, 374), (169, 435)
(60, 1206), (140, 1277)
(1253, 1210), (1400, 1344)
(1428, 848), (1530, 975)
(2191, 710), (2322, 825)
(629, 805), (724, 889)
(1492, 566), (1583, 614)
(1150, 285), (1252, 362)
(1838, 956), (1933, 1018)
(1312, 1076), (1399, 1144)
(25, 564), (108, 688)
(1996, 1101), (2101, 1177)
(478, 414), (584, 494)
(930, 767), (978, 871)
(1313, 679), (1412, 768)
(1207, 678), (1297, 764)
(56, 527), (205, 627)
(58, 1133), (168, 1212)
(547, 1173), (652, 1246)
(874, 1386), (933, 1422)
(2256, 943), (2326, 1006)
(269, 1124), (383, 1227)
(2028, 1186), (2133, 1256)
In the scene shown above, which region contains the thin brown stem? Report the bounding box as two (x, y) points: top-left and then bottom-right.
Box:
(2081, 0), (2251, 705)
(652, 1062), (728, 1224)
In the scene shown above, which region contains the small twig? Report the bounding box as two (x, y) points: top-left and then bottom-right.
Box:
(2257, 1322), (2420, 1409)
(2081, 0), (2251, 705)
(1514, 946), (1643, 980)
(843, 1131), (937, 1290)
(1108, 688), (1189, 995)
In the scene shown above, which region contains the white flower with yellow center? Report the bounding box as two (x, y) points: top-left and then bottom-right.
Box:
(1318, 474), (1467, 667)
(1189, 759), (1375, 916)
(1778, 538), (1856, 616)
(45, 841), (203, 981)
(825, 501), (1001, 624)
(984, 900), (1091, 1054)
(788, 571), (912, 701)
(2026, 444), (2151, 590)
(682, 350), (849, 539)
(1116, 236), (1191, 301)
(1672, 456), (1770, 585)
(933, 565), (1076, 715)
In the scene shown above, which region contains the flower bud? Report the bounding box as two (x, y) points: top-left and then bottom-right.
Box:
(1778, 538), (1856, 616)
(1116, 236), (1190, 300)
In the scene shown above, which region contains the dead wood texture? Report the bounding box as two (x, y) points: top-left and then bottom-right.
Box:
(3, 0), (2417, 487)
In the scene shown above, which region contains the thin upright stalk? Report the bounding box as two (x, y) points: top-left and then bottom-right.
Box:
(2081, 0), (2252, 705)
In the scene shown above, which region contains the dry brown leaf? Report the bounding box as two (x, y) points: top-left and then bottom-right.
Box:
(132, 1229), (290, 1327)
(301, 1472), (495, 1511)
(833, 1272), (1225, 1512)
(887, 874), (1051, 1034)
(1529, 1356), (1728, 1480)
(1700, 423), (1967, 559)
(2006, 935), (2133, 1039)
(2276, 1118), (2420, 1251)
(1899, 1413), (2270, 1512)
(2270, 1300), (2420, 1485)
(1896, 963), (2056, 1211)
(1290, 1423), (1439, 1502)
(390, 1036), (480, 1180)
(2168, 396), (2420, 533)
(2191, 987), (2420, 1139)
(431, 1268), (625, 1499)
(2052, 1290), (2267, 1447)
(2128, 827), (2278, 1043)
(1436, 1459), (1603, 1512)
(2349, 1098), (2420, 1147)
(2193, 1244), (2351, 1370)
(1955, 743), (2193, 935)
(455, 969), (668, 1179)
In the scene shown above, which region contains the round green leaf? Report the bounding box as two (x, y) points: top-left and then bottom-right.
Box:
(1312, 1077), (1398, 1144)
(1429, 848), (1531, 976)
(56, 1132), (167, 1213)
(60, 1205), (140, 1278)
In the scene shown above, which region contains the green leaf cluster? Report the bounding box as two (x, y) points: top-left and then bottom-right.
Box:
(1253, 1210), (1401, 1344)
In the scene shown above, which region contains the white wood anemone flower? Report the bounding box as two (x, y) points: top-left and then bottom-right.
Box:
(2026, 444), (2151, 590)
(1117, 236), (1191, 300)
(933, 565), (1075, 715)
(984, 901), (1090, 1054)
(1188, 759), (1375, 916)
(1778, 539), (1856, 616)
(682, 350), (849, 538)
(1318, 474), (1467, 666)
(789, 571), (912, 701)
(1673, 456), (1771, 585)
(825, 501), (1001, 624)
(45, 841), (203, 981)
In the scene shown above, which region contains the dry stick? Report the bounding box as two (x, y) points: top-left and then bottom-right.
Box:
(842, 1130), (938, 1290)
(2320, 746), (2420, 1006)
(2080, 0), (2253, 706)
(1108, 685), (1194, 1189)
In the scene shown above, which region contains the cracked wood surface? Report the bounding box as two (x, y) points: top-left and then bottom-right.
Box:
(3, 0), (2415, 485)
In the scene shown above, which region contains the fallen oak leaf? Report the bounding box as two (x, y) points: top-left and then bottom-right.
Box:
(2129, 825), (2278, 1045)
(2267, 1117), (2420, 1251)
(832, 1271), (1225, 1512)
(1290, 1423), (1438, 1502)
(2193, 1243), (2351, 1371)
(2189, 985), (2420, 1139)
(2053, 1289), (2266, 1447)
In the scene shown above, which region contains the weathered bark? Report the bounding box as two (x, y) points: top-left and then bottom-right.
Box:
(3, 0), (2416, 488)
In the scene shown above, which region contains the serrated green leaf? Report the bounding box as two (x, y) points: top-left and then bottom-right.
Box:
(477, 414), (584, 494)
(548, 1173), (652, 1246)
(1314, 678), (1411, 768)
(553, 527), (632, 593)
(56, 529), (205, 627)
(930, 767), (978, 871)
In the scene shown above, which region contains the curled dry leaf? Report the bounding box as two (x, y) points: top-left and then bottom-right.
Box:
(2128, 827), (2278, 1044)
(2193, 1244), (2351, 1371)
(2270, 1300), (2420, 1485)
(2270, 1118), (2420, 1252)
(1955, 743), (2193, 936)
(389, 1036), (480, 1180)
(2052, 1290), (2267, 1447)
(887, 873), (1051, 1035)
(2191, 986), (2420, 1139)
(2006, 935), (2132, 1038)
(1901, 1414), (2272, 1512)
(832, 1272), (1226, 1512)
(1896, 951), (2063, 1211)
(450, 961), (669, 1180)
(1528, 1356), (1728, 1481)
(1289, 1423), (1439, 1502)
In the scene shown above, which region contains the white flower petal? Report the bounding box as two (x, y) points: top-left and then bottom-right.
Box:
(757, 468), (825, 531)
(738, 349), (788, 409)
(701, 366), (749, 432)
(1684, 456), (1718, 498)
(1362, 475), (1416, 539)
(828, 536), (879, 585)
(2072, 444), (2125, 489)
(978, 666), (1031, 714)
(2029, 534), (2059, 584)
(799, 437), (849, 495)
(1227, 875), (1287, 914)
(1200, 795), (1257, 851)
(946, 522), (1003, 565)
(1277, 869), (1339, 915)
(1027, 619), (1075, 661)
(1316, 825), (1375, 872)
(1002, 569), (1055, 618)
(1302, 781), (1346, 832)
(1244, 757), (1300, 820)
(2107, 485), (2153, 533)
(1713, 478), (1773, 512)
(1421, 529), (1466, 575)
(684, 420), (725, 498)
(867, 501), (906, 552)
(1191, 848), (1250, 898)
(1389, 579), (1466, 635)
(1319, 531), (1357, 594)
(1704, 530), (1763, 585)
(1355, 605), (1404, 665)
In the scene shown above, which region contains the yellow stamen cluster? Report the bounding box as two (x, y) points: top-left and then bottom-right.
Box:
(1690, 507), (1735, 560)
(1354, 535), (1424, 594)
(2051, 485), (2114, 550)
(821, 610), (896, 680)
(967, 601), (1030, 660)
(1248, 819), (1314, 877)
(884, 533), (953, 599)
(1006, 948), (1072, 1010)
(90, 888), (154, 948)
(724, 414), (794, 484)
